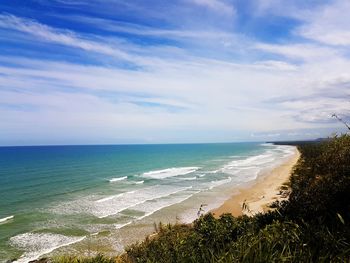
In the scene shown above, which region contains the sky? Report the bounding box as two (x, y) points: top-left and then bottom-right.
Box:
(0, 0), (349, 146)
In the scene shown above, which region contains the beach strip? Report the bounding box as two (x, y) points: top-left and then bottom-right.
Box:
(212, 147), (300, 217)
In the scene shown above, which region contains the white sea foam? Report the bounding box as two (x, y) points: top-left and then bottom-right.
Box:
(208, 177), (232, 190)
(279, 146), (295, 156)
(0, 215), (14, 223)
(133, 190), (200, 221)
(134, 180), (144, 184)
(221, 153), (274, 176)
(99, 186), (192, 218)
(109, 176), (127, 182)
(220, 145), (296, 183)
(260, 143), (274, 147)
(115, 221), (132, 230)
(10, 232), (85, 263)
(95, 190), (199, 229)
(206, 170), (220, 174)
(65, 185), (194, 218)
(95, 191), (136, 203)
(142, 167), (199, 179)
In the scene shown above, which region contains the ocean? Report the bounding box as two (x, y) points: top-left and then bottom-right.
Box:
(0, 142), (295, 262)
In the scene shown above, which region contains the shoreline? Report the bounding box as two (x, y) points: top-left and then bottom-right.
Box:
(2, 145), (300, 262)
(212, 147), (300, 217)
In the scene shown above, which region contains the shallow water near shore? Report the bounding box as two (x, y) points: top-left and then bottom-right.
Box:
(0, 142), (295, 262)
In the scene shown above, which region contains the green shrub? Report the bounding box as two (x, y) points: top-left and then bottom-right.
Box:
(54, 254), (118, 263)
(283, 135), (350, 223)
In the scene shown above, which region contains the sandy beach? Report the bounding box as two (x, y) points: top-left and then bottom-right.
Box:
(212, 147), (300, 217)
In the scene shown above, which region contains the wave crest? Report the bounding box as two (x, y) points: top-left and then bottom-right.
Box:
(142, 167), (199, 179)
(0, 215), (14, 223)
(109, 176), (127, 182)
(10, 232), (85, 263)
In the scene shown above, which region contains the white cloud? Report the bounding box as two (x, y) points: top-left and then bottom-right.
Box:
(61, 15), (236, 40)
(0, 54), (304, 138)
(256, 0), (350, 47)
(2, 0), (350, 144)
(0, 14), (133, 61)
(251, 132), (281, 138)
(255, 43), (339, 61)
(296, 1), (350, 46)
(187, 0), (235, 15)
(253, 60), (298, 71)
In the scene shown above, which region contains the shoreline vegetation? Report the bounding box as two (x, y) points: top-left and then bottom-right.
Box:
(27, 136), (350, 262)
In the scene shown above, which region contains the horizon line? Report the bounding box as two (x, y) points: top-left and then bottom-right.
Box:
(0, 139), (318, 148)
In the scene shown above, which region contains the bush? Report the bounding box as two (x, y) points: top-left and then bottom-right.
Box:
(283, 135), (350, 222)
(53, 254), (119, 263)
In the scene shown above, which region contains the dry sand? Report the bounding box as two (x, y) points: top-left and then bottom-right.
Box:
(212, 148), (300, 217)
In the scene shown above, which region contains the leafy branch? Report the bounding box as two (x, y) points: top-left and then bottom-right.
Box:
(332, 113), (350, 131)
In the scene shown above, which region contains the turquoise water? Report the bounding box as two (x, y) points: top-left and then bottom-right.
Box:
(0, 143), (295, 262)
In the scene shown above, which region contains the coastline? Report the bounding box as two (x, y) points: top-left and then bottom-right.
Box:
(1, 144), (299, 262)
(212, 147), (300, 217)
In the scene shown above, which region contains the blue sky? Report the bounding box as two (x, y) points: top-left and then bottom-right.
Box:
(0, 0), (349, 145)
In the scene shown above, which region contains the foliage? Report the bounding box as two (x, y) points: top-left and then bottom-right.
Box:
(283, 134), (350, 222)
(52, 254), (119, 263)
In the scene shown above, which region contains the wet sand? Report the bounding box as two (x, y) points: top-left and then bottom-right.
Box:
(212, 148), (300, 217)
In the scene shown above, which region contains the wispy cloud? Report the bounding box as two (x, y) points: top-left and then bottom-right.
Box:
(254, 43), (339, 61)
(59, 15), (236, 40)
(0, 14), (134, 61)
(187, 0), (235, 15)
(296, 1), (350, 46)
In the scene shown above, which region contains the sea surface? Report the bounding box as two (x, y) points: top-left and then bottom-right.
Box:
(0, 142), (295, 262)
